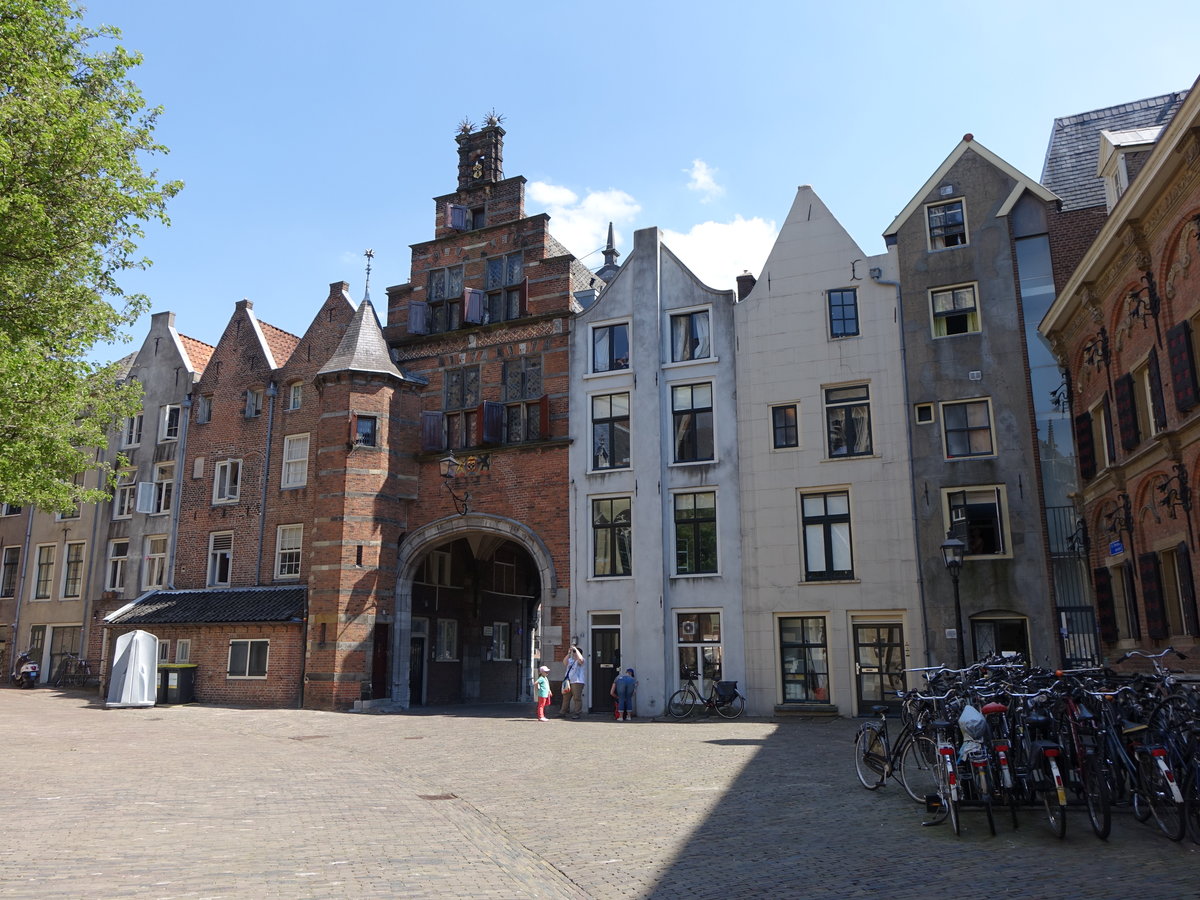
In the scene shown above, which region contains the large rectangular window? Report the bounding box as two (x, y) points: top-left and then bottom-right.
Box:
(503, 357), (544, 443)
(275, 525), (302, 579)
(106, 539), (129, 592)
(802, 491), (853, 581)
(942, 399), (994, 458)
(282, 434), (309, 488)
(825, 385), (872, 457)
(828, 289), (859, 338)
(592, 322), (630, 372)
(927, 199), (967, 249)
(780, 616), (830, 703)
(444, 365), (481, 450)
(62, 542), (85, 598)
(670, 310), (711, 362)
(34, 544), (55, 599)
(931, 284), (980, 336)
(208, 532), (233, 587)
(591, 392), (630, 470)
(674, 491), (717, 575)
(485, 252), (525, 324)
(1, 546), (19, 598)
(228, 639), (268, 678)
(946, 486), (1008, 557)
(672, 383), (714, 462)
(592, 497), (632, 577)
(143, 535), (168, 589)
(676, 612), (722, 692)
(427, 263), (465, 333)
(435, 618), (459, 661)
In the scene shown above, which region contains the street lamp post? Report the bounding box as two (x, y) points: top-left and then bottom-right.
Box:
(941, 534), (967, 668)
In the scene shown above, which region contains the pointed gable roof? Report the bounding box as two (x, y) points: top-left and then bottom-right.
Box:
(317, 293), (407, 380)
(257, 319), (301, 368)
(883, 136), (1058, 239)
(178, 334), (215, 373)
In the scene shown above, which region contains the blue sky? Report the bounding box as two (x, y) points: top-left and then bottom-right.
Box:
(82, 0), (1200, 359)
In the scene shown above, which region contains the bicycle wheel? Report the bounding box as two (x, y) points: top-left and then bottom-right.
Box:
(1142, 754), (1186, 841)
(715, 692), (745, 719)
(1043, 758), (1067, 839)
(1184, 768), (1200, 845)
(944, 757), (961, 836)
(854, 723), (887, 790)
(667, 689), (697, 719)
(899, 735), (940, 804)
(1082, 754), (1112, 840)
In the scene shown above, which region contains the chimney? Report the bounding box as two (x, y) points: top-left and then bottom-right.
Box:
(736, 271), (757, 301)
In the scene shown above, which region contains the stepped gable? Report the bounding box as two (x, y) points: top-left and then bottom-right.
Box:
(178, 334), (215, 373)
(317, 295), (407, 380)
(1041, 91), (1188, 211)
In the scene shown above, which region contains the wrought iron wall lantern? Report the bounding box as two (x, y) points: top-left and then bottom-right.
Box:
(1157, 461), (1195, 548)
(1104, 491), (1134, 539)
(1082, 327), (1111, 372)
(438, 454), (471, 516)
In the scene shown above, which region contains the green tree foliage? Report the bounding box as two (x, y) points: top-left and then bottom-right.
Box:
(0, 0), (180, 510)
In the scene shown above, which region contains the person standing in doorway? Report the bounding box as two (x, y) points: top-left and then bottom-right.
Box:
(561, 645), (586, 719)
(534, 666), (551, 721)
(613, 668), (637, 721)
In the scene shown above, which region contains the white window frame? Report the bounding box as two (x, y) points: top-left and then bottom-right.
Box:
(941, 398), (995, 459)
(492, 621), (512, 661)
(285, 382), (303, 411)
(435, 618), (459, 661)
(227, 638), (268, 678)
(282, 433), (309, 488)
(121, 412), (143, 448)
(62, 541), (86, 598)
(175, 638), (192, 664)
(0, 502), (22, 516)
(926, 198), (968, 250)
(208, 531), (233, 587)
(142, 535), (168, 590)
(33, 544), (55, 600)
(158, 639), (170, 662)
(275, 524), (303, 580)
(152, 462), (174, 515)
(668, 307), (713, 363)
(942, 485), (1012, 559)
(930, 283), (981, 337)
(114, 469), (136, 519)
(674, 610), (723, 696)
(419, 550), (452, 586)
(213, 459), (242, 504)
(245, 388), (264, 418)
(106, 539), (129, 591)
(159, 404), (181, 442)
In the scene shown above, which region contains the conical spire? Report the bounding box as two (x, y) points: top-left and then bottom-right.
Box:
(594, 222), (622, 283)
(317, 254), (405, 381)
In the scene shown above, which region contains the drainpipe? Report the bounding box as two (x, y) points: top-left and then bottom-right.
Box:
(870, 268), (932, 666)
(9, 505), (34, 674)
(166, 395), (191, 590)
(254, 382), (277, 585)
(79, 454), (106, 660)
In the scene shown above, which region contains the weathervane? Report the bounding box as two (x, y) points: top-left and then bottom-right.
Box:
(364, 249), (374, 298)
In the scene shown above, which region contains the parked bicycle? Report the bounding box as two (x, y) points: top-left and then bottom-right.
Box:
(52, 653), (92, 689)
(666, 669), (745, 719)
(852, 692), (939, 804)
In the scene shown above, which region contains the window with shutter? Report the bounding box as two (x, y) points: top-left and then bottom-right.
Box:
(1176, 542), (1199, 636)
(480, 400), (504, 445)
(447, 203), (469, 231)
(464, 289), (485, 324)
(1092, 567), (1118, 643)
(420, 410), (445, 452)
(1167, 320), (1199, 413)
(408, 301), (429, 335)
(1114, 372), (1140, 451)
(1139, 551), (1168, 640)
(1101, 395), (1116, 466)
(1074, 412), (1096, 480)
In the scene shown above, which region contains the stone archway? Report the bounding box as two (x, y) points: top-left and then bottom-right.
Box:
(389, 512), (561, 709)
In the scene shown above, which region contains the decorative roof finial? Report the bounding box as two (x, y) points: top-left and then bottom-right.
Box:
(363, 249), (375, 302)
(484, 108), (505, 127)
(458, 117), (475, 135)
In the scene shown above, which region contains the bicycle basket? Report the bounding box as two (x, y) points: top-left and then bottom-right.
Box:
(715, 681), (738, 702)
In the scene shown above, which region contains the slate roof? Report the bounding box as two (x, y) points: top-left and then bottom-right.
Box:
(317, 294), (407, 380)
(106, 586), (305, 626)
(1041, 91), (1188, 211)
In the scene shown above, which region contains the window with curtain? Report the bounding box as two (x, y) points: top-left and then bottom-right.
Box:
(801, 491), (853, 581)
(672, 383), (714, 462)
(670, 310), (711, 362)
(592, 323), (630, 372)
(824, 385), (872, 457)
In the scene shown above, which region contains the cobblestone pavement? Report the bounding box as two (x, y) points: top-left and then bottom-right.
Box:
(1, 689), (1197, 899)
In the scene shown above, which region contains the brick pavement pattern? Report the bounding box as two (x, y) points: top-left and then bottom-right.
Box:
(1, 690), (1197, 899)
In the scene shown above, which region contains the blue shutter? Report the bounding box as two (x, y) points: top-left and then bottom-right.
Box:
(447, 203), (469, 231)
(480, 400), (504, 445)
(463, 289), (484, 325)
(408, 301), (429, 336)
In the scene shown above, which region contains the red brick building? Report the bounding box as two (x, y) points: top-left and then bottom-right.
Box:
(1042, 78), (1200, 658)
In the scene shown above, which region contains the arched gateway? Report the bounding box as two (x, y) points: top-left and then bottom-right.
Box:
(390, 513), (560, 709)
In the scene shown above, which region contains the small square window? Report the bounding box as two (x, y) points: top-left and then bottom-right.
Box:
(942, 399), (994, 458)
(928, 200), (967, 249)
(354, 416), (377, 447)
(771, 404), (799, 449)
(946, 486), (1008, 557)
(827, 289), (859, 338)
(915, 403), (935, 424)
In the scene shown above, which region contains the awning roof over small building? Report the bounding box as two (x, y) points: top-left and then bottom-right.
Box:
(105, 586), (305, 627)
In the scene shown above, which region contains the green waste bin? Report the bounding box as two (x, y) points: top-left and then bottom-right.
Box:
(158, 663), (198, 704)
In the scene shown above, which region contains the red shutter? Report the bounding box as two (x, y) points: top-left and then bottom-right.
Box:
(1176, 542), (1199, 637)
(1148, 349), (1168, 432)
(1114, 373), (1139, 451)
(480, 400), (504, 445)
(1074, 412), (1096, 481)
(1092, 567), (1118, 643)
(408, 301), (429, 336)
(1139, 551), (1168, 640)
(538, 394), (550, 439)
(463, 289), (485, 325)
(1167, 320), (1199, 414)
(420, 411), (444, 452)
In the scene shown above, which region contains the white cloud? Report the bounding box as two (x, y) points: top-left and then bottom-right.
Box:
(686, 159), (725, 203)
(662, 216), (777, 291)
(529, 181), (641, 262)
